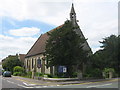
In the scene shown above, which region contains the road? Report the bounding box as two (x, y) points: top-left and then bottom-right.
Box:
(2, 76), (27, 88)
(1, 76), (120, 89)
(45, 80), (119, 88)
(0, 76), (2, 90)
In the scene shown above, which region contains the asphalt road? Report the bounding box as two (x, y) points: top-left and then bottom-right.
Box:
(2, 76), (27, 88)
(1, 76), (120, 89)
(45, 80), (119, 88)
(0, 76), (2, 90)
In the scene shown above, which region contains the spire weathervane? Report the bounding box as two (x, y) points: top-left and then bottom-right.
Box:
(70, 3), (77, 26)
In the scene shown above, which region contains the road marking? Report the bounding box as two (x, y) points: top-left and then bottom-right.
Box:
(6, 80), (14, 84)
(61, 78), (118, 86)
(23, 82), (36, 86)
(15, 78), (52, 86)
(2, 79), (5, 80)
(35, 86), (49, 88)
(2, 77), (36, 88)
(15, 77), (119, 87)
(6, 79), (29, 88)
(35, 86), (42, 88)
(5, 78), (12, 79)
(17, 84), (28, 88)
(17, 84), (35, 88)
(86, 83), (112, 88)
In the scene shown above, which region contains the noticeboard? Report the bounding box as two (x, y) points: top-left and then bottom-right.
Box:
(58, 66), (67, 73)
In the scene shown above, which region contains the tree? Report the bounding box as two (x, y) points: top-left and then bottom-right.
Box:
(13, 66), (24, 76)
(45, 20), (90, 77)
(118, 35), (120, 76)
(100, 35), (119, 73)
(13, 66), (24, 73)
(2, 54), (23, 74)
(91, 35), (119, 76)
(91, 50), (107, 70)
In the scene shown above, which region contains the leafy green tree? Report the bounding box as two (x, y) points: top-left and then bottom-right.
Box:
(103, 68), (115, 78)
(45, 20), (90, 77)
(2, 54), (23, 74)
(91, 35), (119, 76)
(91, 50), (107, 70)
(13, 66), (24, 73)
(118, 35), (120, 76)
(13, 66), (24, 76)
(100, 35), (119, 73)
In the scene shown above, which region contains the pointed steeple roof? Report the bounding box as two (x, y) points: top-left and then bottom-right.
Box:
(70, 3), (76, 14)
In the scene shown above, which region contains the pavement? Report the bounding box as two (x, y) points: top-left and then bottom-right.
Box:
(0, 76), (2, 90)
(2, 76), (120, 88)
(9, 76), (120, 86)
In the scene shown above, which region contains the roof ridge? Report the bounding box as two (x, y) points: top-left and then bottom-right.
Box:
(25, 24), (64, 58)
(25, 34), (42, 58)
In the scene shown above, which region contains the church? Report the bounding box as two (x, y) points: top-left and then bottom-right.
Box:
(25, 3), (92, 76)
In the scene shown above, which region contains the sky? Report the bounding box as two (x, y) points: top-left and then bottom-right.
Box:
(0, 0), (119, 61)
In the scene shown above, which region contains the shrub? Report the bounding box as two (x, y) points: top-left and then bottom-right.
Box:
(13, 66), (24, 73)
(72, 72), (77, 78)
(103, 68), (115, 73)
(44, 74), (53, 78)
(27, 71), (32, 78)
(103, 68), (115, 78)
(35, 72), (43, 77)
(13, 72), (22, 76)
(84, 68), (102, 78)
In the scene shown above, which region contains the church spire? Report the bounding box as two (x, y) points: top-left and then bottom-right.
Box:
(70, 3), (76, 14)
(70, 3), (77, 26)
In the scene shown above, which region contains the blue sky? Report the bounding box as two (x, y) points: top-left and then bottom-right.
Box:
(2, 16), (55, 37)
(0, 0), (118, 61)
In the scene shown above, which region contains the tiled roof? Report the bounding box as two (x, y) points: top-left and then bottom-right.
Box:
(19, 54), (26, 62)
(25, 25), (63, 58)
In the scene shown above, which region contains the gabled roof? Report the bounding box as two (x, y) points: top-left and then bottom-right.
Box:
(25, 25), (63, 58)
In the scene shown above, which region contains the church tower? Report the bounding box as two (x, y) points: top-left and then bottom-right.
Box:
(70, 3), (92, 54)
(70, 3), (77, 26)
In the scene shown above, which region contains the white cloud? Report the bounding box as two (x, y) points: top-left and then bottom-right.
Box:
(0, 0), (118, 59)
(0, 0), (118, 26)
(84, 20), (118, 53)
(9, 27), (40, 36)
(0, 35), (38, 60)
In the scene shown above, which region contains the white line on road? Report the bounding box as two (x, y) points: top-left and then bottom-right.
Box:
(2, 79), (5, 80)
(86, 83), (112, 88)
(17, 84), (30, 88)
(35, 86), (48, 88)
(23, 82), (36, 86)
(4, 78), (29, 88)
(6, 80), (14, 84)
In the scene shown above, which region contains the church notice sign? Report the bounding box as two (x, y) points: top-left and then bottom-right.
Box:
(58, 66), (67, 73)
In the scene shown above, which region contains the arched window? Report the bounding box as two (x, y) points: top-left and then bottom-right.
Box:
(27, 59), (29, 68)
(37, 57), (41, 68)
(32, 58), (34, 69)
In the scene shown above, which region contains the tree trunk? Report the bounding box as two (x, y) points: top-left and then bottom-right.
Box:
(66, 66), (73, 78)
(77, 70), (83, 80)
(77, 63), (83, 79)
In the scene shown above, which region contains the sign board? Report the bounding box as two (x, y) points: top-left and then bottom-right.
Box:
(58, 66), (67, 73)
(37, 59), (41, 68)
(63, 67), (67, 72)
